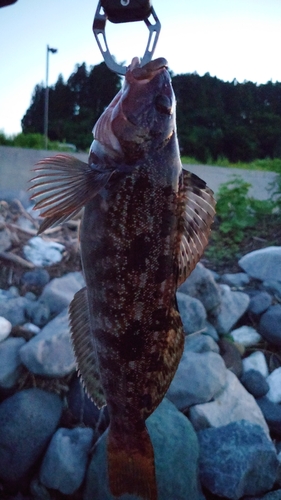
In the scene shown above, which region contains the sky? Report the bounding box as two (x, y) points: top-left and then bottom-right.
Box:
(1, 0), (281, 135)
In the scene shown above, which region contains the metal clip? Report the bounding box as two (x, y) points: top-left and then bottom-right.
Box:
(93, 0), (161, 75)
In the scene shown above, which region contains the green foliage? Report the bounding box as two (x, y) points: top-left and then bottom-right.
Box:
(0, 132), (68, 151)
(206, 175), (279, 262)
(181, 156), (281, 174)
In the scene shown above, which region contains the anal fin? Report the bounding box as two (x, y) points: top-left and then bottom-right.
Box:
(69, 287), (106, 409)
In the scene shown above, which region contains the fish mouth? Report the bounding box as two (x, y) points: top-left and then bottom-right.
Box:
(129, 57), (168, 82)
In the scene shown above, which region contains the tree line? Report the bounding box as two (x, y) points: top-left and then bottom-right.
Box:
(22, 63), (281, 162)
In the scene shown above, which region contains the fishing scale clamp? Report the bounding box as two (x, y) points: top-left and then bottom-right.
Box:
(93, 0), (161, 75)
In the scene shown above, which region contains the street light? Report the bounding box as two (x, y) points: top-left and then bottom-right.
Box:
(44, 45), (58, 150)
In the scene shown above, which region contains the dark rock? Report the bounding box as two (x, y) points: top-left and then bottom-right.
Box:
(25, 299), (50, 327)
(0, 337), (26, 389)
(0, 388), (63, 486)
(259, 305), (281, 346)
(248, 292), (272, 315)
(241, 370), (269, 398)
(198, 420), (278, 499)
(256, 397), (281, 436)
(84, 398), (204, 500)
(218, 338), (243, 378)
(68, 376), (104, 428)
(21, 269), (50, 290)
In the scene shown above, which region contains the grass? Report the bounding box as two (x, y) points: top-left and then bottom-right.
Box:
(181, 156), (281, 174)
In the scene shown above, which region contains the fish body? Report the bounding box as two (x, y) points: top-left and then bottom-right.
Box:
(29, 57), (216, 500)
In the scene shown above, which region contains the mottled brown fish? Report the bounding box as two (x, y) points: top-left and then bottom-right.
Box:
(29, 57), (216, 500)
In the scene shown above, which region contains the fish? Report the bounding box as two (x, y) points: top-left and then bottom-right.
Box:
(29, 56), (216, 500)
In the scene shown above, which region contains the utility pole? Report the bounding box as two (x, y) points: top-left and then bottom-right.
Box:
(44, 45), (57, 150)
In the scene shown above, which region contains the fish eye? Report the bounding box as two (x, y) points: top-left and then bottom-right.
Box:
(155, 94), (172, 115)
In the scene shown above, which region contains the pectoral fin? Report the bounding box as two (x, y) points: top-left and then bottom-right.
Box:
(29, 154), (115, 233)
(177, 170), (216, 287)
(69, 287), (106, 409)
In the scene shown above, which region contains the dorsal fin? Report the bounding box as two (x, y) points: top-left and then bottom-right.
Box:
(176, 169), (216, 287)
(29, 154), (115, 233)
(69, 287), (106, 409)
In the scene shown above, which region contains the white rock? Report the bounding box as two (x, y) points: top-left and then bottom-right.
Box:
(230, 326), (262, 347)
(189, 370), (270, 438)
(266, 368), (281, 403)
(23, 236), (65, 267)
(0, 316), (12, 342)
(239, 246), (281, 282)
(243, 351), (269, 378)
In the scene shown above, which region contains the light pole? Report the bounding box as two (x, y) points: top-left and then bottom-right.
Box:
(44, 45), (58, 150)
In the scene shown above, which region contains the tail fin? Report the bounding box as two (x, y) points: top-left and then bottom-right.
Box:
(107, 424), (157, 500)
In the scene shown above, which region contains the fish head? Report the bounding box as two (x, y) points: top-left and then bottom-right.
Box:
(93, 57), (176, 162)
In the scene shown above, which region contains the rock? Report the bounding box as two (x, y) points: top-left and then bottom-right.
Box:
(220, 272), (250, 287)
(0, 337), (26, 389)
(218, 338), (243, 378)
(184, 332), (219, 354)
(204, 321), (219, 341)
(178, 263), (220, 311)
(0, 226), (12, 252)
(230, 325), (262, 346)
(209, 285), (250, 334)
(23, 322), (41, 335)
(198, 420), (278, 500)
(166, 345), (227, 410)
(256, 397), (281, 436)
(40, 427), (94, 494)
(19, 308), (75, 377)
(263, 280), (281, 300)
(240, 370), (269, 398)
(0, 295), (29, 326)
(248, 292), (272, 315)
(39, 272), (85, 315)
(21, 268), (50, 290)
(259, 305), (281, 346)
(243, 351), (269, 378)
(84, 398), (204, 500)
(239, 246), (281, 282)
(248, 491), (281, 500)
(0, 316), (12, 341)
(176, 292), (207, 334)
(266, 368), (281, 403)
(25, 299), (50, 327)
(23, 236), (65, 266)
(189, 370), (269, 437)
(0, 388), (63, 485)
(67, 376), (104, 428)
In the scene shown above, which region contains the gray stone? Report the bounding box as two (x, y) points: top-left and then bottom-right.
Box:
(259, 305), (281, 346)
(21, 268), (50, 289)
(23, 236), (65, 266)
(189, 370), (269, 437)
(0, 337), (26, 388)
(20, 308), (76, 376)
(209, 284), (250, 334)
(240, 370), (269, 398)
(0, 226), (12, 252)
(198, 420), (278, 500)
(0, 295), (29, 326)
(0, 316), (12, 341)
(256, 397), (281, 437)
(266, 368), (281, 403)
(40, 427), (94, 494)
(220, 272), (250, 287)
(204, 321), (219, 341)
(243, 351), (269, 378)
(178, 263), (220, 311)
(25, 299), (50, 327)
(230, 325), (262, 346)
(0, 388), (63, 484)
(263, 280), (281, 300)
(23, 322), (41, 335)
(184, 332), (219, 354)
(39, 272), (85, 315)
(166, 346), (227, 410)
(84, 398), (204, 500)
(218, 338), (243, 378)
(176, 292), (207, 335)
(239, 246), (281, 282)
(248, 292), (272, 315)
